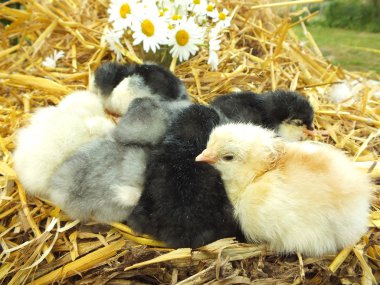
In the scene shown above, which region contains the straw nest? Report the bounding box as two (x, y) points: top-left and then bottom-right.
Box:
(0, 0), (379, 284)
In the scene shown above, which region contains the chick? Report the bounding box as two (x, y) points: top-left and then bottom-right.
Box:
(127, 105), (241, 248)
(196, 123), (372, 256)
(210, 90), (314, 141)
(49, 97), (188, 223)
(91, 62), (189, 115)
(13, 91), (114, 198)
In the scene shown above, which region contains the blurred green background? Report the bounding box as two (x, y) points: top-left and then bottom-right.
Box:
(291, 0), (380, 74)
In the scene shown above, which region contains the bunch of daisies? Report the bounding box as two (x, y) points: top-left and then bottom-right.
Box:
(105, 0), (232, 70)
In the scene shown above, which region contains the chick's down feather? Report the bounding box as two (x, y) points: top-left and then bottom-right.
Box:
(127, 105), (242, 248)
(48, 97), (188, 223)
(91, 62), (189, 115)
(13, 91), (114, 198)
(197, 123), (372, 256)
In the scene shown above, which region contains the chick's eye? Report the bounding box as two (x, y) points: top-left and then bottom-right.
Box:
(291, 119), (303, 126)
(222, 155), (234, 161)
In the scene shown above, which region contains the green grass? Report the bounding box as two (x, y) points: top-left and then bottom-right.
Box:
(292, 25), (380, 75)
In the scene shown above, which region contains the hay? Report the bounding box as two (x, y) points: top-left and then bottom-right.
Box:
(0, 0), (379, 284)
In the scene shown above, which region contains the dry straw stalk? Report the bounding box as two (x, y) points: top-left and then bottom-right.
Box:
(0, 0), (379, 284)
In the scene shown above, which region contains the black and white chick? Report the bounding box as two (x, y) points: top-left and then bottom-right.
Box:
(127, 105), (241, 248)
(210, 90), (314, 141)
(48, 97), (190, 223)
(90, 62), (189, 115)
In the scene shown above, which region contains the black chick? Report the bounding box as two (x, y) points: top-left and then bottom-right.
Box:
(127, 105), (241, 248)
(210, 90), (314, 141)
(91, 62), (189, 115)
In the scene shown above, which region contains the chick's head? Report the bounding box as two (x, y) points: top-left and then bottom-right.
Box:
(91, 62), (136, 97)
(196, 123), (282, 184)
(59, 91), (105, 118)
(112, 97), (169, 145)
(165, 105), (220, 144)
(265, 90), (314, 141)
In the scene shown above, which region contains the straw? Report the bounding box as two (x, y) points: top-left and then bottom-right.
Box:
(0, 0), (379, 283)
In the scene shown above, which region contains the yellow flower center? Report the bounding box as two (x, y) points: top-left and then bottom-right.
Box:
(219, 12), (226, 20)
(176, 30), (189, 46)
(172, 14), (182, 20)
(119, 3), (131, 19)
(206, 4), (214, 12)
(159, 10), (164, 17)
(168, 23), (174, 30)
(193, 0), (200, 4)
(141, 19), (155, 37)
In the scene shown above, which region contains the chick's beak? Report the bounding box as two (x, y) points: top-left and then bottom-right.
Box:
(195, 149), (217, 164)
(303, 127), (315, 137)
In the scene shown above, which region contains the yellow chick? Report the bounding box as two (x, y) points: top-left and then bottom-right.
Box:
(196, 123), (373, 256)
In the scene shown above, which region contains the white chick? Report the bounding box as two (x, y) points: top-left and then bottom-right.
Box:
(13, 91), (114, 198)
(196, 123), (372, 256)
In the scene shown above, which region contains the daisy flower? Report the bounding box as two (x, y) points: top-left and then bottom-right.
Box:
(208, 27), (221, 70)
(159, 1), (187, 25)
(131, 5), (169, 53)
(166, 7), (185, 24)
(214, 8), (231, 29)
(141, 0), (157, 8)
(108, 0), (138, 31)
(156, 0), (170, 8)
(42, 50), (65, 68)
(208, 49), (219, 70)
(205, 2), (218, 20)
(157, 0), (179, 13)
(195, 2), (222, 25)
(168, 17), (205, 62)
(104, 28), (124, 61)
(187, 0), (207, 16)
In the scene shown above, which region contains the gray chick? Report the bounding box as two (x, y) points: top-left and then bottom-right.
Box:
(49, 97), (188, 223)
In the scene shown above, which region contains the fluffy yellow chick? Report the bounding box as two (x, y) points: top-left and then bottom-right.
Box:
(196, 123), (372, 256)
